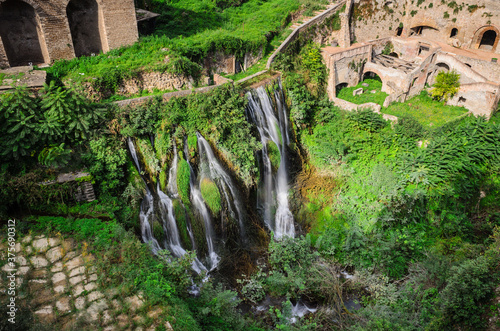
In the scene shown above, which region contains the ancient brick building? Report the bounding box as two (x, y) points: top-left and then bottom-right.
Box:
(0, 0), (138, 68)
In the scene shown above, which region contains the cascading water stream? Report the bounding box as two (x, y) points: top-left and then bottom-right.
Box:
(245, 82), (295, 239)
(128, 138), (206, 273)
(127, 138), (162, 254)
(184, 142), (220, 271)
(197, 133), (246, 241)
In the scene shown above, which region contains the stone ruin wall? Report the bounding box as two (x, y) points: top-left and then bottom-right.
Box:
(352, 0), (500, 54)
(0, 0), (138, 68)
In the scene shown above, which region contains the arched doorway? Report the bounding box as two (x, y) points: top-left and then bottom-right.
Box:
(411, 25), (440, 40)
(479, 30), (497, 50)
(362, 71), (383, 82)
(67, 0), (103, 57)
(335, 82), (348, 96)
(450, 28), (458, 38)
(0, 0), (46, 66)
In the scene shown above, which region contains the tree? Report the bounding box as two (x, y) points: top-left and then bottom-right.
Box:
(430, 70), (460, 102)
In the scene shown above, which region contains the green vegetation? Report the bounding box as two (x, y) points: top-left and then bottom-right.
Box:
(384, 91), (468, 128)
(177, 158), (191, 206)
(45, 0), (328, 93)
(267, 141), (281, 171)
(337, 77), (388, 106)
(430, 70), (461, 102)
(200, 178), (222, 215)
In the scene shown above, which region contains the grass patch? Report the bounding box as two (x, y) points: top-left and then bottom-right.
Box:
(177, 159), (191, 206)
(384, 93), (469, 128)
(337, 78), (388, 106)
(200, 178), (222, 215)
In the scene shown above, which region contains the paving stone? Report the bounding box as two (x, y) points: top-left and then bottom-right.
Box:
(69, 275), (84, 286)
(56, 296), (71, 313)
(69, 265), (85, 278)
(133, 315), (145, 324)
(21, 235), (32, 244)
(18, 266), (30, 275)
(147, 307), (163, 319)
(52, 272), (66, 284)
(32, 238), (49, 253)
(1, 263), (14, 272)
(105, 287), (118, 299)
(65, 256), (84, 271)
(88, 273), (98, 282)
(75, 296), (86, 310)
(62, 239), (75, 252)
(125, 295), (144, 312)
(72, 284), (85, 297)
(46, 246), (64, 263)
(54, 284), (67, 294)
(84, 282), (97, 292)
(63, 251), (77, 261)
(86, 299), (108, 322)
(34, 305), (55, 323)
(103, 326), (117, 331)
(15, 243), (21, 253)
(17, 255), (27, 266)
(117, 314), (129, 328)
(102, 309), (113, 325)
(111, 299), (122, 310)
(24, 246), (32, 255)
(88, 290), (104, 302)
(165, 322), (174, 331)
(16, 277), (23, 286)
(30, 256), (49, 268)
(51, 261), (63, 273)
(48, 237), (61, 247)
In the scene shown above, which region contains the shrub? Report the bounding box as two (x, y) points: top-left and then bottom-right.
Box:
(431, 70), (460, 102)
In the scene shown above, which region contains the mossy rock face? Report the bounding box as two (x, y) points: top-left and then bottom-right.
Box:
(190, 210), (208, 258)
(172, 199), (192, 250)
(152, 221), (164, 245)
(159, 170), (167, 192)
(267, 140), (281, 171)
(200, 178), (221, 216)
(187, 134), (198, 160)
(176, 159), (191, 206)
(137, 138), (161, 180)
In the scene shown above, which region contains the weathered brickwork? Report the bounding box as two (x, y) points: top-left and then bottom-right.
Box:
(0, 0), (138, 68)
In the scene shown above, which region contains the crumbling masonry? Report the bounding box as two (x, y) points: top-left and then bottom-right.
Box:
(0, 0), (138, 68)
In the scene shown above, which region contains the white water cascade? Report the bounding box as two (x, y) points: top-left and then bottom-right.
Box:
(246, 82), (295, 239)
(127, 138), (162, 254)
(185, 142), (220, 271)
(128, 138), (206, 273)
(197, 133), (246, 241)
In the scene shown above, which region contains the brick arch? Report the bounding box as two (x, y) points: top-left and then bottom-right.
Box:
(472, 25), (500, 51)
(66, 0), (104, 57)
(0, 0), (49, 66)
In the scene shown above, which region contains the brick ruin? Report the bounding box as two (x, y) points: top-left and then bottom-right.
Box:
(0, 0), (138, 68)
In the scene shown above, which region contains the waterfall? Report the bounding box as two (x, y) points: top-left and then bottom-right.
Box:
(167, 144), (179, 197)
(128, 138), (206, 273)
(128, 138), (163, 253)
(197, 133), (246, 241)
(246, 81), (295, 239)
(185, 141), (220, 271)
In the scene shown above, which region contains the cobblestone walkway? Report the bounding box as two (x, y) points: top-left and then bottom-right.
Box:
(0, 234), (173, 330)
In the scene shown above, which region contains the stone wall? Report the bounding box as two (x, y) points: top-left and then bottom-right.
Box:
(352, 0), (500, 55)
(267, 1), (347, 69)
(0, 0), (138, 68)
(204, 51), (236, 75)
(118, 72), (194, 95)
(448, 82), (500, 118)
(323, 43), (372, 99)
(454, 54), (500, 83)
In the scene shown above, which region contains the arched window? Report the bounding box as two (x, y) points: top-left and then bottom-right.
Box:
(0, 0), (46, 66)
(450, 28), (458, 38)
(67, 0), (103, 57)
(479, 30), (498, 50)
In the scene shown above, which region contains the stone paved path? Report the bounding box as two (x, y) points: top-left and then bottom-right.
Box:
(0, 234), (173, 330)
